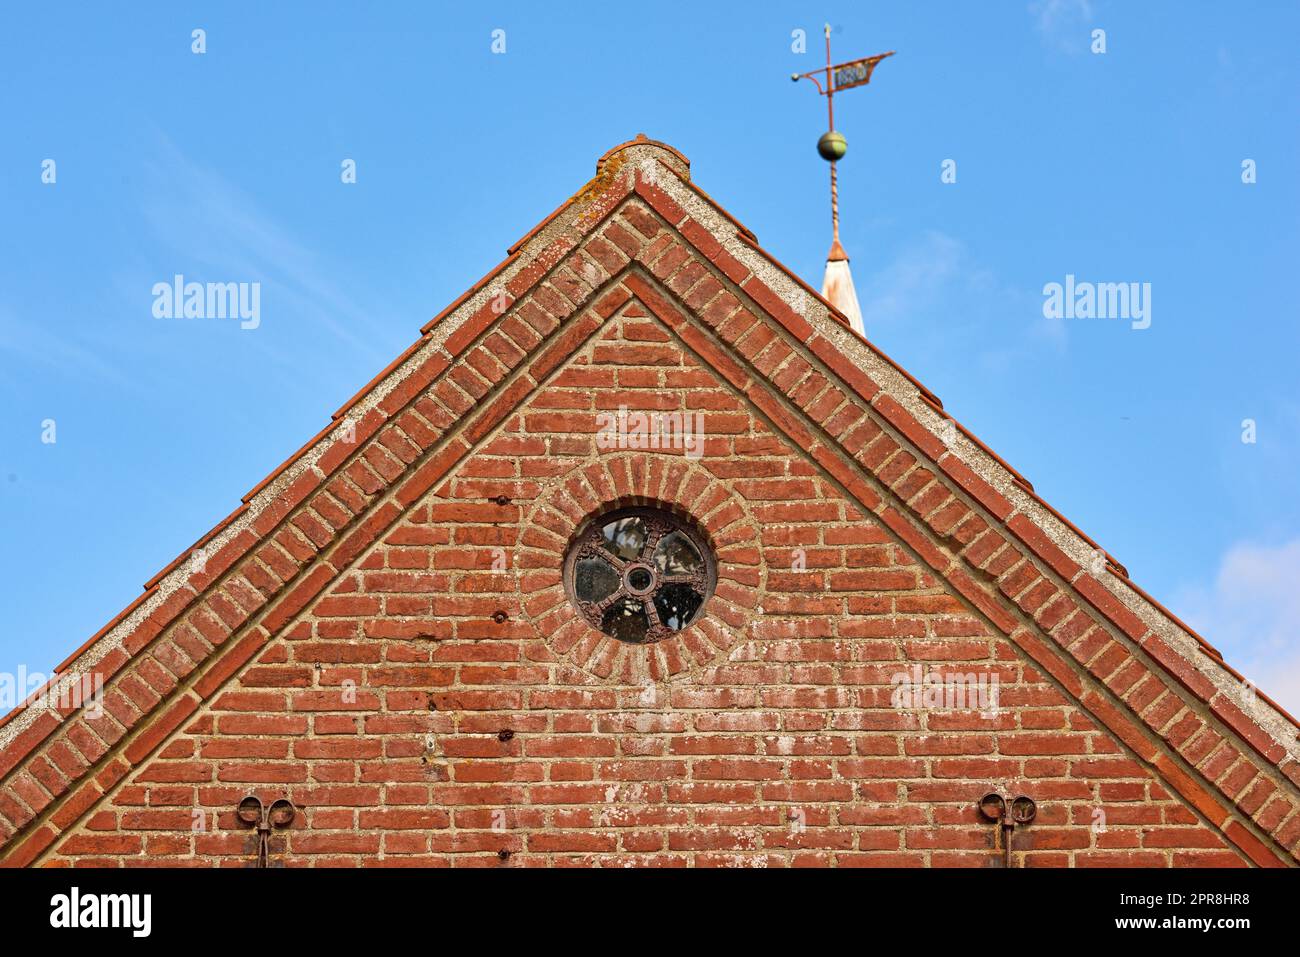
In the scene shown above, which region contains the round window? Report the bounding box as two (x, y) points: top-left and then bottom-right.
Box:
(563, 506), (716, 644)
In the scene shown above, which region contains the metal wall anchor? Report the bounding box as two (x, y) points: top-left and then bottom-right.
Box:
(237, 796), (296, 868)
(978, 792), (1036, 868)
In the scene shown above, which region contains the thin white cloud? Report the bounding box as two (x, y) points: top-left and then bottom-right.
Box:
(859, 230), (969, 325)
(0, 306), (135, 392)
(137, 134), (390, 363)
(1174, 537), (1300, 717)
(1029, 0), (1095, 52)
(857, 230), (1062, 365)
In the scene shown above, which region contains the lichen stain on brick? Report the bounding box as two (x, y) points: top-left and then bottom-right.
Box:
(572, 153), (627, 217)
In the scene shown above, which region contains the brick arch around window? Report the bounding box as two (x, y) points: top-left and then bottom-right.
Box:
(517, 453), (761, 684)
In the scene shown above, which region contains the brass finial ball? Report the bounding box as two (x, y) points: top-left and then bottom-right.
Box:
(817, 131), (847, 162)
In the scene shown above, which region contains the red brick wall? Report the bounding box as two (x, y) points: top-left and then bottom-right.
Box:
(39, 298), (1240, 867)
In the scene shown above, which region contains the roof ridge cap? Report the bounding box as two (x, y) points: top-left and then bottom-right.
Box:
(596, 133), (690, 180)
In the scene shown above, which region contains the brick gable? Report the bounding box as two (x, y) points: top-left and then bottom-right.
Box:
(2, 136), (1297, 867)
(37, 299), (1239, 866)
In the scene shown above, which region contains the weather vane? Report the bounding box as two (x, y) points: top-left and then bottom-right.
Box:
(791, 26), (894, 257)
(791, 26), (894, 334)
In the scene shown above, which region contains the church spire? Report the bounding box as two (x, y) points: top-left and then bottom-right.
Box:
(791, 26), (894, 337)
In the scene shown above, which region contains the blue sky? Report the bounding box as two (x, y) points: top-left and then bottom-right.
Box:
(1, 2), (1297, 710)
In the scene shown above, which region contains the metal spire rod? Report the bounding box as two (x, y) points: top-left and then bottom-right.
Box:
(824, 24), (835, 131)
(791, 27), (895, 259)
(824, 25), (840, 246)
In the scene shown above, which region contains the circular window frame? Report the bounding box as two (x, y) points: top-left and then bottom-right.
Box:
(562, 505), (718, 645)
